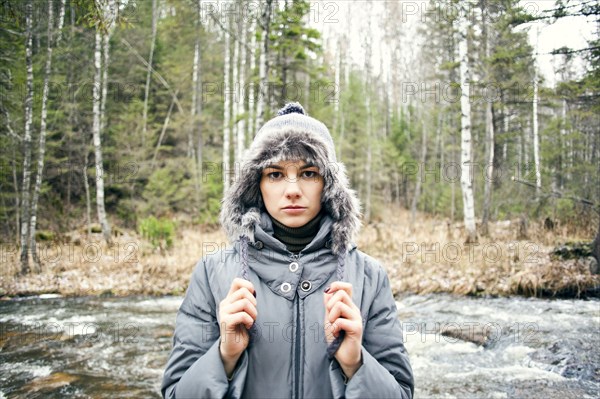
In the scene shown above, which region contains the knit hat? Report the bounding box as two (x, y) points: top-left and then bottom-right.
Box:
(220, 102), (361, 356)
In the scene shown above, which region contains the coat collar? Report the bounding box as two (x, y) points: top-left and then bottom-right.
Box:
(239, 212), (342, 300)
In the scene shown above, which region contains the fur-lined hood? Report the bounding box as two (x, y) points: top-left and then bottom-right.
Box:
(220, 103), (361, 256)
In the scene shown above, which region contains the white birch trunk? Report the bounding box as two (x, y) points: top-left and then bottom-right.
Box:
(56, 0), (66, 47)
(248, 13), (258, 137)
(517, 122), (523, 172)
(93, 30), (112, 244)
(20, 0), (34, 274)
(195, 18), (203, 190)
(451, 135), (456, 222)
(12, 145), (20, 245)
(191, 9), (202, 203)
(340, 39), (349, 162)
(524, 119), (530, 167)
(386, 63), (392, 138)
(238, 13), (247, 159)
(363, 13), (372, 222)
(83, 147), (92, 236)
(503, 106), (509, 163)
(458, 9), (477, 242)
(29, 0), (56, 271)
(532, 27), (541, 196)
(481, 10), (494, 237)
(255, 0), (272, 131)
(142, 0), (158, 148)
(234, 12), (247, 166)
(255, 36), (267, 132)
(333, 39), (340, 155)
(482, 101), (495, 236)
(223, 26), (231, 193)
(560, 98), (567, 190)
(100, 35), (109, 138)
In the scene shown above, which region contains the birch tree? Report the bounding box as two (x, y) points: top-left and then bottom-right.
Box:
(236, 11), (247, 163)
(332, 38), (341, 157)
(142, 0), (158, 148)
(363, 8), (373, 222)
(532, 25), (542, 196)
(481, 0), (494, 237)
(20, 0), (34, 274)
(29, 0), (63, 271)
(248, 12), (258, 137)
(223, 20), (231, 193)
(255, 0), (272, 131)
(232, 11), (241, 164)
(191, 1), (202, 201)
(457, 6), (477, 243)
(92, 0), (116, 245)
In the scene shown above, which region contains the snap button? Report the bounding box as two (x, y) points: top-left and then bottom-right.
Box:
(300, 280), (312, 292)
(254, 241), (264, 250)
(289, 261), (299, 272)
(281, 282), (292, 293)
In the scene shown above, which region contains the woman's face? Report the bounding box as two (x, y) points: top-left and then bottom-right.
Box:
(260, 160), (324, 228)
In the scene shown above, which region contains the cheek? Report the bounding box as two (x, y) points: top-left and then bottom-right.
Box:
(259, 181), (269, 204)
(259, 181), (278, 208)
(314, 181), (325, 202)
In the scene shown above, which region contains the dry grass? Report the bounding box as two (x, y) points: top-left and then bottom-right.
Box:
(1, 208), (598, 298)
(359, 208), (599, 298)
(0, 227), (228, 297)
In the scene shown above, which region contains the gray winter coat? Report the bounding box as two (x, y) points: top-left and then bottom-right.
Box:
(161, 213), (414, 398)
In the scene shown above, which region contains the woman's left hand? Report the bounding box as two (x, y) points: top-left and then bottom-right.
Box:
(323, 282), (363, 380)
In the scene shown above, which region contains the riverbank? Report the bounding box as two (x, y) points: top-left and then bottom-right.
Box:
(1, 209), (598, 298)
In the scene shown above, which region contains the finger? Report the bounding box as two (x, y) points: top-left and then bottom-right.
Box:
(328, 317), (361, 337)
(222, 311), (255, 331)
(328, 301), (358, 324)
(226, 286), (257, 307)
(326, 289), (357, 313)
(324, 321), (340, 339)
(326, 281), (353, 298)
(228, 278), (255, 297)
(224, 298), (258, 321)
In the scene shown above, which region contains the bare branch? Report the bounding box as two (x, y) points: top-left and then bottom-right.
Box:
(120, 38), (185, 116)
(512, 177), (598, 212)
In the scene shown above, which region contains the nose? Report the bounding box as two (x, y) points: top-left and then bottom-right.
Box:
(283, 178), (302, 199)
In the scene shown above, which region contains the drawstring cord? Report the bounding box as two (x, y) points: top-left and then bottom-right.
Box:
(326, 254), (345, 359)
(239, 235), (258, 341)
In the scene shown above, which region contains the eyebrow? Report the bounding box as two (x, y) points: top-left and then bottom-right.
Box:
(263, 163), (317, 170)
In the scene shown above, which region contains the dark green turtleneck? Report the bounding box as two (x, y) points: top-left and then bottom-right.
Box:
(271, 212), (323, 253)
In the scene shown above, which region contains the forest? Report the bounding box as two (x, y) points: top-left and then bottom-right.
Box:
(1, 0), (600, 397)
(0, 0), (598, 297)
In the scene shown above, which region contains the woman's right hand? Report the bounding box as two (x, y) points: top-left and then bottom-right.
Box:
(218, 278), (257, 377)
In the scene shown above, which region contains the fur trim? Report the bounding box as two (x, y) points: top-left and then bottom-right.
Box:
(220, 127), (361, 256)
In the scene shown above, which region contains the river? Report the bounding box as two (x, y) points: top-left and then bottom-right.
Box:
(0, 294), (598, 398)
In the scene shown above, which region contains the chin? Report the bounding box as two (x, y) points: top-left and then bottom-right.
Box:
(281, 219), (304, 228)
(278, 215), (309, 228)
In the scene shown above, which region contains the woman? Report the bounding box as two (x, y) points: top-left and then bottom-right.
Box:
(161, 103), (414, 398)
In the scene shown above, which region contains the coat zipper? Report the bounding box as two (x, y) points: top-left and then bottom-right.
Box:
(292, 253), (301, 399)
(294, 297), (300, 399)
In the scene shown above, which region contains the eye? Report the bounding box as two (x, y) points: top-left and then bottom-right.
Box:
(301, 170), (319, 179)
(267, 171), (283, 180)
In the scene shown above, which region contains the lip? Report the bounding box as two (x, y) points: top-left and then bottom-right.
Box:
(282, 206), (306, 214)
